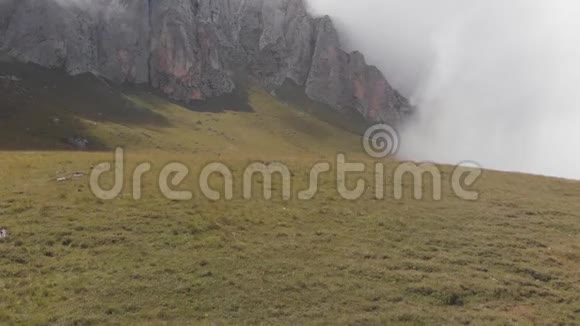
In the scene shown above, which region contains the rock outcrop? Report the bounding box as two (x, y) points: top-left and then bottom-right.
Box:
(1, 0), (150, 83)
(0, 0), (409, 123)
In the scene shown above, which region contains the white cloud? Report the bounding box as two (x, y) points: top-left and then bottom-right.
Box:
(308, 0), (580, 179)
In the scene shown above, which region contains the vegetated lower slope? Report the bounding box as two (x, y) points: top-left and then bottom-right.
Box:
(0, 61), (363, 155)
(0, 62), (579, 325)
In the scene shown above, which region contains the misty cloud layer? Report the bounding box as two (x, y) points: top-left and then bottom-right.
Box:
(308, 0), (580, 179)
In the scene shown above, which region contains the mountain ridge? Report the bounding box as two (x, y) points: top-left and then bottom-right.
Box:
(0, 0), (409, 124)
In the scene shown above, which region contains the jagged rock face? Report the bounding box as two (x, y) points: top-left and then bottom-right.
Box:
(97, 0), (151, 83)
(348, 52), (407, 122)
(0, 0), (17, 45)
(1, 0), (149, 83)
(306, 16), (349, 109)
(0, 0), (409, 123)
(283, 0), (316, 86)
(306, 18), (407, 122)
(2, 0), (97, 71)
(149, 0), (238, 101)
(237, 0), (314, 89)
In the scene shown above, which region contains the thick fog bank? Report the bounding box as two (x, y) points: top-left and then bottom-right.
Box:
(308, 0), (580, 179)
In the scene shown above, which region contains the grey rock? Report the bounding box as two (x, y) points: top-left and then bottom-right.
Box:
(2, 0), (149, 83)
(2, 0), (90, 69)
(0, 0), (18, 45)
(0, 0), (409, 123)
(0, 74), (21, 81)
(149, 0), (236, 101)
(306, 17), (408, 122)
(67, 136), (89, 150)
(305, 16), (349, 109)
(96, 0), (151, 83)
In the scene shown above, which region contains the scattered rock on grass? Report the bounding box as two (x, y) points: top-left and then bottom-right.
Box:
(0, 75), (22, 82)
(0, 228), (8, 239)
(66, 136), (89, 150)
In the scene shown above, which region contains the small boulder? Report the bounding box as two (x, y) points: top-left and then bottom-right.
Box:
(0, 75), (22, 82)
(66, 136), (89, 150)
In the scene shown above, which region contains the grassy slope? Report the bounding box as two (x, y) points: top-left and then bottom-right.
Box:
(0, 64), (579, 325)
(0, 61), (360, 155)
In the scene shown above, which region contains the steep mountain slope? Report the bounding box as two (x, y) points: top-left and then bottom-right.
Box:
(0, 0), (409, 123)
(0, 60), (364, 153)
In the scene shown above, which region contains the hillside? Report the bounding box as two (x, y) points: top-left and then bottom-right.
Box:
(0, 62), (580, 324)
(0, 61), (364, 154)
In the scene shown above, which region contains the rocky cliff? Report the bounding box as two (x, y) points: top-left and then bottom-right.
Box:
(0, 0), (409, 123)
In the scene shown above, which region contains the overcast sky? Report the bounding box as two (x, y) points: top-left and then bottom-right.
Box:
(308, 0), (580, 179)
